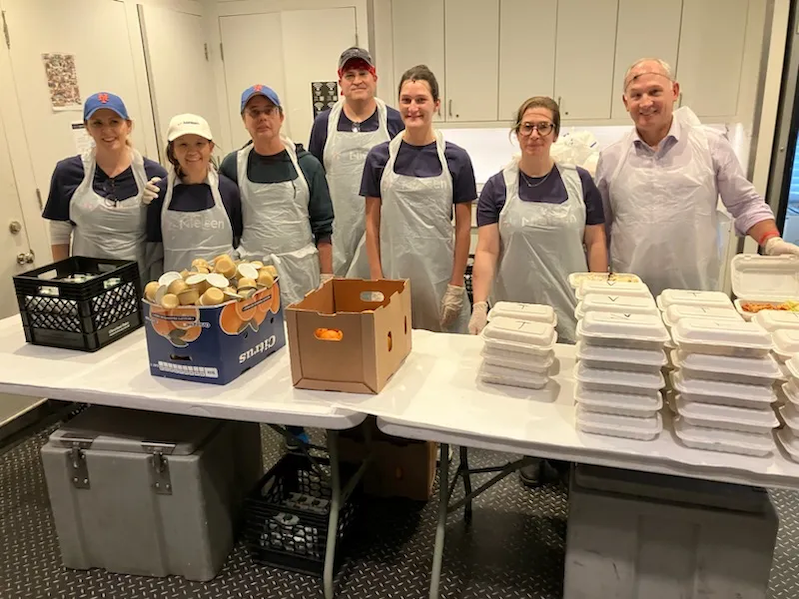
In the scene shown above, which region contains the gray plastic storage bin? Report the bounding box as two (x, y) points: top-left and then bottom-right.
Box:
(564, 464), (778, 599)
(41, 407), (262, 581)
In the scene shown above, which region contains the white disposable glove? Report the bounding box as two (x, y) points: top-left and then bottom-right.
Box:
(468, 301), (488, 335)
(142, 176), (161, 205)
(764, 237), (799, 257)
(440, 284), (465, 328)
(320, 273), (334, 286)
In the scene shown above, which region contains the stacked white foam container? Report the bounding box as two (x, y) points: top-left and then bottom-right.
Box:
(776, 356), (799, 461)
(572, 279), (669, 441)
(661, 291), (779, 456)
(478, 302), (558, 390)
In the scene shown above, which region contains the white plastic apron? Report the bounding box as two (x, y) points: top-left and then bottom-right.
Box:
(608, 107), (718, 298)
(493, 159), (587, 344)
(379, 131), (469, 333)
(323, 98), (390, 277)
(237, 138), (320, 306)
(161, 168), (233, 273)
(69, 148), (148, 278)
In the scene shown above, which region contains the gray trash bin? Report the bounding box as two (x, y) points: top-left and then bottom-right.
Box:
(41, 406), (262, 581)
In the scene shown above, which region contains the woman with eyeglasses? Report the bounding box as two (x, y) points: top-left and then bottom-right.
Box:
(358, 64), (477, 333)
(144, 114), (242, 278)
(469, 96), (608, 342)
(219, 84), (334, 306)
(43, 92), (166, 277)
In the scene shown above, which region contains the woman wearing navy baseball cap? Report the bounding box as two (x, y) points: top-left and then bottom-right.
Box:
(42, 92), (166, 277)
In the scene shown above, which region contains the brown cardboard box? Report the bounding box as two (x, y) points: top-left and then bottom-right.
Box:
(285, 279), (412, 393)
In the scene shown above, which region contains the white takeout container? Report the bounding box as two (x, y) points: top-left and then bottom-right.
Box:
(752, 310), (799, 331)
(731, 254), (799, 320)
(482, 317), (556, 346)
(480, 346), (555, 375)
(671, 318), (772, 358)
(673, 417), (775, 457)
(486, 302), (557, 326)
(576, 312), (669, 350)
(478, 361), (549, 390)
(662, 304), (741, 329)
(568, 272), (641, 290)
(674, 395), (778, 434)
(575, 385), (662, 418)
(576, 406), (662, 441)
(776, 427), (799, 463)
(779, 402), (799, 431)
(576, 342), (666, 373)
(576, 279), (652, 301)
(773, 329), (799, 362)
(670, 370), (776, 407)
(656, 289), (734, 312)
(670, 350), (781, 386)
(574, 294), (659, 320)
(574, 362), (664, 394)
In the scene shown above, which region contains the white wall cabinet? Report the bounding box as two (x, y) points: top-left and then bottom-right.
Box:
(444, 0), (499, 122)
(677, 0), (749, 120)
(611, 0), (682, 120)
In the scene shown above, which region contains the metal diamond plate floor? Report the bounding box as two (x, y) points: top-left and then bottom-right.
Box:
(0, 423), (797, 599)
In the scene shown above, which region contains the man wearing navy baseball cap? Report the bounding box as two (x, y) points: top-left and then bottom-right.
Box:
(219, 84), (334, 308)
(308, 47), (403, 277)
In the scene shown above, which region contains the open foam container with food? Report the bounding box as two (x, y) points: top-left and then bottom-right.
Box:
(731, 254), (799, 320)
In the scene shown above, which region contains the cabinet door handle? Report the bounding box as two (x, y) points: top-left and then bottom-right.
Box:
(448, 99), (453, 118)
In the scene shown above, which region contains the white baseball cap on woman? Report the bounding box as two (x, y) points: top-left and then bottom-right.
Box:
(166, 114), (213, 141)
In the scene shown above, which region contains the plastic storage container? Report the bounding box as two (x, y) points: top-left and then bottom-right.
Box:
(671, 350), (781, 386)
(243, 452), (361, 576)
(576, 406), (662, 441)
(673, 395), (778, 434)
(671, 318), (772, 358)
(482, 317), (556, 357)
(576, 279), (652, 300)
(656, 289), (733, 312)
(575, 385), (662, 418)
(480, 346), (555, 375)
(13, 256), (142, 351)
(486, 302), (557, 326)
(662, 304), (741, 329)
(752, 310), (799, 332)
(40, 406), (262, 581)
(568, 272), (641, 289)
(576, 312), (669, 350)
(575, 342), (666, 373)
(772, 329), (799, 362)
(731, 254), (799, 321)
(670, 370), (776, 408)
(673, 416), (775, 457)
(574, 294), (659, 319)
(574, 362), (664, 394)
(478, 361), (550, 390)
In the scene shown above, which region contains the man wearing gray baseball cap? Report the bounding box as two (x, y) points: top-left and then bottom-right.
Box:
(308, 46), (404, 277)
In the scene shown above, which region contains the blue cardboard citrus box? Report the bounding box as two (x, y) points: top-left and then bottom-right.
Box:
(143, 283), (285, 385)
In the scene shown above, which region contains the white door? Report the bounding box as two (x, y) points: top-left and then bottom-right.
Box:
(611, 0), (682, 120)
(1, 0), (149, 202)
(445, 0), (499, 122)
(555, 0), (619, 120)
(219, 12), (287, 151)
(139, 5), (220, 161)
(392, 0), (446, 121)
(279, 8), (357, 147)
(676, 0), (749, 120)
(498, 0), (556, 122)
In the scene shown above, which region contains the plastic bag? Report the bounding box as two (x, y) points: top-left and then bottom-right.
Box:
(550, 130), (600, 176)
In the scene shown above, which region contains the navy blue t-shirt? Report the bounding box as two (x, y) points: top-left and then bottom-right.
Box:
(145, 173), (243, 246)
(308, 104), (405, 165)
(43, 155), (167, 222)
(476, 166), (605, 227)
(360, 140), (477, 204)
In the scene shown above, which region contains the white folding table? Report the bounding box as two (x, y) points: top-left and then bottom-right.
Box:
(0, 316), (367, 599)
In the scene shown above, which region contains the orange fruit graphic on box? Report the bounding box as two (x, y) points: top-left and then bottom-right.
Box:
(271, 283), (280, 313)
(171, 306), (200, 330)
(150, 307), (175, 337)
(220, 303), (243, 335)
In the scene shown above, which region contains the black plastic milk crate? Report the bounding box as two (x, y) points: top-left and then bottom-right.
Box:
(243, 452), (362, 577)
(13, 256), (143, 352)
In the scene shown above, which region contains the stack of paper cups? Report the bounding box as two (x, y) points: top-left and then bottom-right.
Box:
(667, 314), (778, 457)
(479, 302), (558, 390)
(572, 280), (668, 441)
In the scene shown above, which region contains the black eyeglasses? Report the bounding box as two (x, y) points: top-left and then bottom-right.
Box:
(519, 122), (554, 137)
